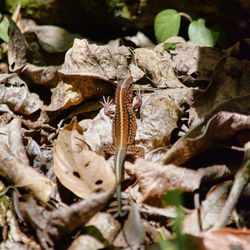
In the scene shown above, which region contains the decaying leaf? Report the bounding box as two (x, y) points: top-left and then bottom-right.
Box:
(172, 41), (226, 84)
(68, 235), (104, 250)
(162, 110), (250, 166)
(134, 159), (230, 204)
(25, 25), (82, 53)
(122, 206), (145, 249)
(200, 227), (250, 250)
(86, 212), (120, 243)
(0, 74), (43, 115)
(189, 57), (250, 126)
(200, 181), (232, 230)
(8, 118), (29, 166)
(8, 17), (29, 72)
(133, 46), (185, 88)
(44, 190), (114, 241)
(0, 143), (55, 203)
(53, 117), (116, 199)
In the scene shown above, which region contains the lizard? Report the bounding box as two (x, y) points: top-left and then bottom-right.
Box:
(100, 77), (144, 216)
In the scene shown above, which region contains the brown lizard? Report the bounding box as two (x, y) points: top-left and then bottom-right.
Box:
(100, 77), (144, 216)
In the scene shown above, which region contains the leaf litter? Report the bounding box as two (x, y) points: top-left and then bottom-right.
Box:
(0, 11), (249, 250)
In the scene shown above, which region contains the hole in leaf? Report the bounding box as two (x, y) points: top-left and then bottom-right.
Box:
(84, 161), (90, 167)
(73, 171), (80, 178)
(95, 180), (103, 185)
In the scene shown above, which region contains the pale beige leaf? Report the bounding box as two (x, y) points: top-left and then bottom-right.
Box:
(53, 117), (116, 199)
(123, 206), (145, 249)
(201, 181), (232, 230)
(0, 143), (55, 203)
(0, 74), (43, 115)
(86, 212), (120, 242)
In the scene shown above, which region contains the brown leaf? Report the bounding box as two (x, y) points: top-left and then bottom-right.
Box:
(0, 74), (43, 115)
(44, 190), (114, 241)
(133, 46), (185, 88)
(200, 181), (232, 230)
(189, 57), (250, 126)
(8, 17), (29, 72)
(172, 42), (226, 84)
(22, 63), (59, 87)
(86, 212), (120, 242)
(0, 143), (55, 203)
(134, 159), (230, 204)
(8, 118), (29, 165)
(162, 110), (250, 166)
(53, 117), (116, 199)
(68, 235), (104, 250)
(200, 227), (250, 250)
(122, 206), (145, 249)
(25, 25), (82, 53)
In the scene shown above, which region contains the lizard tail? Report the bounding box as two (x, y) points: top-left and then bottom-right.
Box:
(114, 147), (126, 216)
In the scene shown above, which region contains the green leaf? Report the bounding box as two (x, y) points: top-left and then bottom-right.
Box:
(0, 16), (9, 43)
(163, 190), (183, 206)
(154, 9), (181, 44)
(164, 42), (176, 50)
(188, 18), (218, 47)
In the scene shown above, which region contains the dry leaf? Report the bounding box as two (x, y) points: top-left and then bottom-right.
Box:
(172, 41), (225, 84)
(0, 143), (55, 203)
(8, 17), (29, 72)
(201, 227), (250, 250)
(133, 46), (185, 88)
(86, 212), (120, 242)
(53, 117), (116, 199)
(162, 110), (250, 166)
(134, 159), (231, 204)
(8, 118), (29, 165)
(68, 235), (104, 250)
(122, 206), (145, 249)
(44, 190), (114, 241)
(125, 31), (155, 47)
(200, 181), (232, 230)
(137, 92), (183, 149)
(25, 25), (82, 53)
(0, 74), (43, 115)
(189, 57), (250, 126)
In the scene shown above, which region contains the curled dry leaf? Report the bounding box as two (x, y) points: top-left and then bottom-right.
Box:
(0, 143), (55, 203)
(25, 25), (82, 53)
(53, 117), (116, 199)
(200, 227), (250, 250)
(0, 74), (43, 115)
(8, 118), (29, 165)
(22, 63), (59, 87)
(162, 110), (250, 166)
(190, 57), (250, 126)
(134, 159), (231, 204)
(44, 190), (114, 241)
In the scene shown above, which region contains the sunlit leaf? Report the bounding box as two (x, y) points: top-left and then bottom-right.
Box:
(154, 9), (181, 44)
(0, 16), (9, 43)
(188, 18), (218, 47)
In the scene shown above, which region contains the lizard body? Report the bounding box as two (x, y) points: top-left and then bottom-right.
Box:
(101, 78), (144, 216)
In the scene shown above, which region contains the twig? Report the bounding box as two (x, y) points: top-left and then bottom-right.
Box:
(212, 150), (250, 230)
